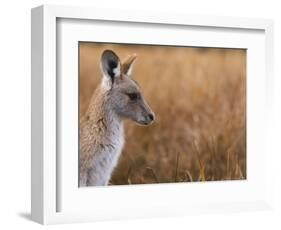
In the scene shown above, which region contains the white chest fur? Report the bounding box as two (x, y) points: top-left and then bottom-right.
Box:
(85, 123), (124, 186)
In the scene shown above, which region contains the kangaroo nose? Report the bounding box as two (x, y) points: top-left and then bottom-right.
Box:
(148, 113), (155, 121)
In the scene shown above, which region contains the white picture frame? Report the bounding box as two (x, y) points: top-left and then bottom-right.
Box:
(31, 5), (274, 225)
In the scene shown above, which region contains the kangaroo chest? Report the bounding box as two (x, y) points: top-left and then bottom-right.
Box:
(87, 123), (124, 186)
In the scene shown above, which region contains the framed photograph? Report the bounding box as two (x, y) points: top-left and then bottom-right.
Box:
(31, 5), (274, 224)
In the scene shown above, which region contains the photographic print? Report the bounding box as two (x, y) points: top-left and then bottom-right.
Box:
(79, 43), (246, 187)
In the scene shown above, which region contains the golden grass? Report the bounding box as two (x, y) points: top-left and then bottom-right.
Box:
(79, 42), (246, 185)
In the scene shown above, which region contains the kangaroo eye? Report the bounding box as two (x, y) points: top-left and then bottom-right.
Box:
(127, 93), (139, 101)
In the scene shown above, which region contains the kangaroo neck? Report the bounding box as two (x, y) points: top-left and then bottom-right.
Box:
(86, 86), (123, 139)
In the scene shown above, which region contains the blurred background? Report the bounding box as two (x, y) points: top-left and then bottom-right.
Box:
(79, 42), (246, 185)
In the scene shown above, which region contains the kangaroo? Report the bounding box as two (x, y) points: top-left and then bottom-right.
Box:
(79, 50), (155, 186)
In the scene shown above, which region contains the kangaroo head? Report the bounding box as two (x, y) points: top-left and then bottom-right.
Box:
(100, 49), (155, 125)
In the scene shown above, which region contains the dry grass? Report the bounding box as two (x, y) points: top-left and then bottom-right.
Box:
(79, 42), (246, 185)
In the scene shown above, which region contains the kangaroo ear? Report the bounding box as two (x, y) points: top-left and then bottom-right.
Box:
(122, 54), (137, 76)
(101, 50), (121, 84)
